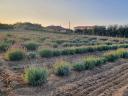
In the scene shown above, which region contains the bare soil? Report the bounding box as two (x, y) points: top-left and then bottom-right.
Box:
(1, 52), (128, 96)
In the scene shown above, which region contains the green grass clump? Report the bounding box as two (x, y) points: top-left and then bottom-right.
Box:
(53, 61), (71, 76)
(115, 48), (128, 58)
(4, 48), (25, 61)
(103, 48), (128, 62)
(73, 62), (85, 71)
(39, 49), (53, 58)
(103, 51), (119, 62)
(27, 52), (37, 59)
(73, 56), (106, 71)
(24, 67), (48, 86)
(61, 48), (76, 55)
(0, 42), (11, 52)
(24, 42), (39, 51)
(83, 57), (101, 69)
(39, 44), (128, 58)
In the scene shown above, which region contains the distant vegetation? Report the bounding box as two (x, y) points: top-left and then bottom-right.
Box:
(1, 22), (128, 38)
(75, 25), (128, 37)
(0, 23), (13, 29)
(0, 22), (71, 33)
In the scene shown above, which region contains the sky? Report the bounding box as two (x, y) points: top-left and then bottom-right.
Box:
(0, 0), (128, 28)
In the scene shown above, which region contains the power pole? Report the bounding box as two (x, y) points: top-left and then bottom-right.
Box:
(69, 21), (71, 30)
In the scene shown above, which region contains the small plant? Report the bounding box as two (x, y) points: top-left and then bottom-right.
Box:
(24, 42), (39, 51)
(0, 42), (11, 52)
(73, 62), (85, 71)
(24, 67), (48, 86)
(115, 49), (128, 58)
(27, 52), (37, 59)
(39, 49), (53, 58)
(103, 51), (119, 62)
(83, 57), (98, 69)
(61, 47), (77, 55)
(52, 43), (58, 48)
(4, 48), (25, 61)
(53, 61), (71, 76)
(52, 49), (61, 56)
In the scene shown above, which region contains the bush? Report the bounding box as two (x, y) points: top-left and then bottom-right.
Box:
(53, 61), (71, 76)
(52, 43), (58, 48)
(24, 42), (39, 51)
(83, 57), (98, 69)
(4, 49), (25, 61)
(0, 42), (11, 52)
(27, 52), (37, 59)
(52, 49), (61, 56)
(39, 49), (53, 58)
(24, 67), (48, 86)
(64, 47), (75, 55)
(103, 51), (119, 62)
(73, 62), (85, 71)
(115, 49), (128, 58)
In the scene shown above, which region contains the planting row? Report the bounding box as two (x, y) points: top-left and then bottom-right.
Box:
(3, 44), (128, 61)
(23, 48), (128, 86)
(39, 44), (128, 57)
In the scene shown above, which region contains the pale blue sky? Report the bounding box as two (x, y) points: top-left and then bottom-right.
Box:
(0, 0), (128, 28)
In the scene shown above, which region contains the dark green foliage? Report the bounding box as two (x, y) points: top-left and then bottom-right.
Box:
(73, 57), (105, 71)
(52, 49), (61, 56)
(54, 61), (71, 76)
(4, 49), (25, 61)
(0, 39), (14, 52)
(103, 52), (119, 62)
(39, 49), (53, 58)
(0, 42), (10, 52)
(27, 52), (37, 58)
(73, 62), (85, 71)
(39, 44), (128, 58)
(74, 25), (128, 38)
(24, 42), (39, 51)
(24, 67), (48, 86)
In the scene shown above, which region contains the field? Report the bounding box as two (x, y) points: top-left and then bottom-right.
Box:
(1, 30), (128, 96)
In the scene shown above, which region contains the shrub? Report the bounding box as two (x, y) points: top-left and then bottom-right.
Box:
(73, 62), (85, 71)
(103, 51), (119, 62)
(115, 49), (128, 58)
(27, 52), (37, 59)
(83, 57), (98, 69)
(52, 49), (61, 56)
(24, 42), (39, 51)
(24, 67), (48, 86)
(39, 49), (53, 58)
(61, 48), (71, 55)
(53, 61), (71, 76)
(4, 49), (25, 61)
(52, 43), (58, 48)
(0, 42), (11, 52)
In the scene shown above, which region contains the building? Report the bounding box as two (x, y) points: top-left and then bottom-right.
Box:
(46, 25), (71, 33)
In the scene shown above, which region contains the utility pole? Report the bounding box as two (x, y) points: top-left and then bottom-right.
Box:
(69, 21), (71, 30)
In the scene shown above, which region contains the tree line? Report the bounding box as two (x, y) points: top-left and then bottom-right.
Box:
(0, 22), (43, 31)
(75, 25), (128, 37)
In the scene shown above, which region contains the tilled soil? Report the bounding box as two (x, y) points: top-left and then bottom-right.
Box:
(12, 59), (128, 96)
(1, 52), (128, 96)
(53, 61), (128, 96)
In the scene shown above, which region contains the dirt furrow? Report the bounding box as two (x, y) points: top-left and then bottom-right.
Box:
(54, 63), (128, 96)
(87, 70), (128, 96)
(73, 63), (128, 96)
